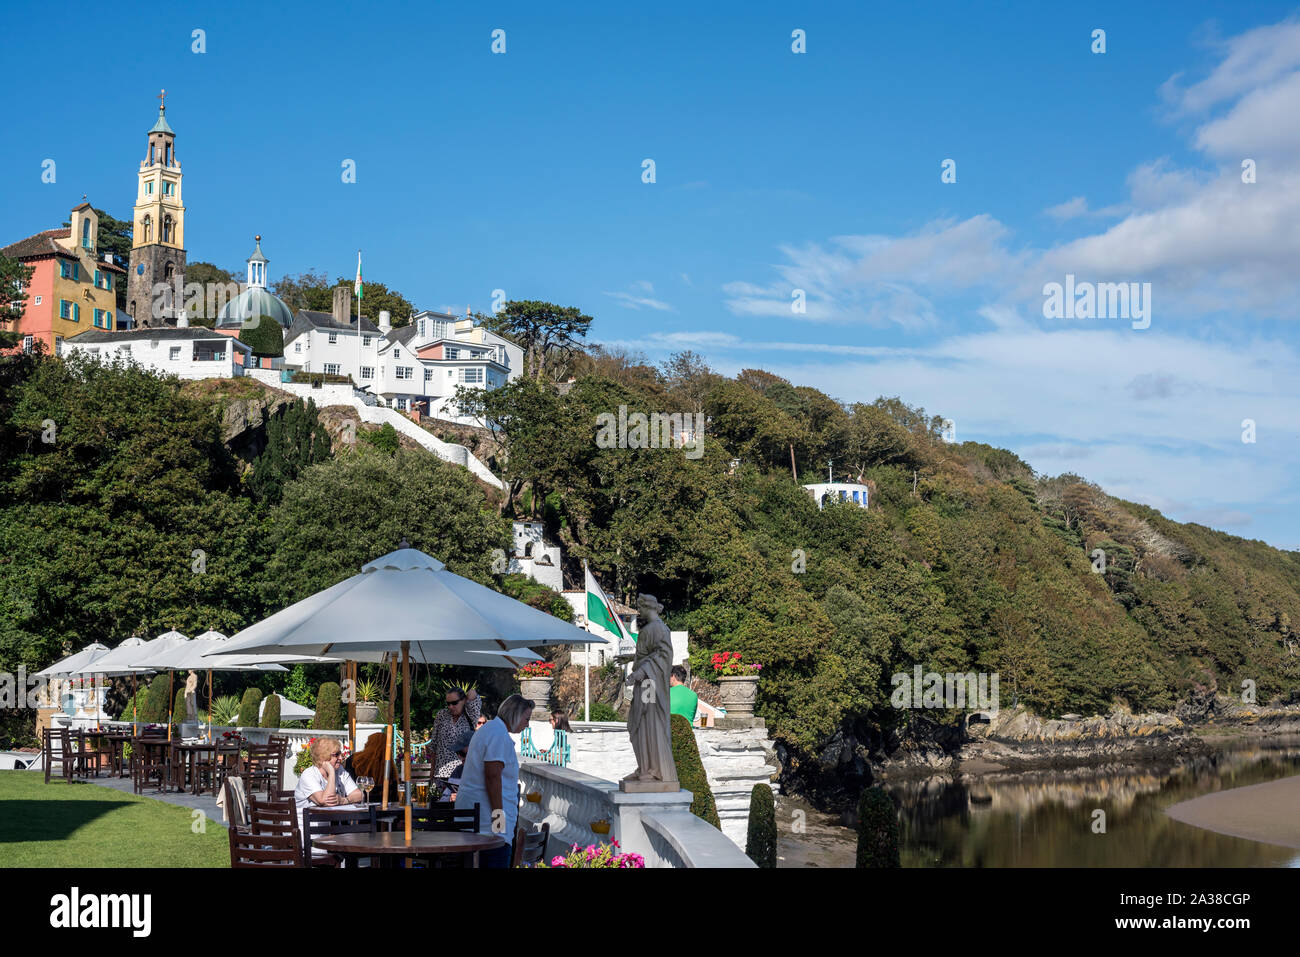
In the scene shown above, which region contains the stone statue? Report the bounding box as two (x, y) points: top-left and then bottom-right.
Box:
(184, 671), (198, 721)
(622, 594), (678, 791)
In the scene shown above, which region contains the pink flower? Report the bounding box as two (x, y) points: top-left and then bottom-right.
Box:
(550, 856), (565, 866)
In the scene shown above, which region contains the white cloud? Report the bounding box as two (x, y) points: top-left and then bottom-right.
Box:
(603, 282), (675, 312)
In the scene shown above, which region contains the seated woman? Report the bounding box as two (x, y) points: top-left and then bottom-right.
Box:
(349, 731), (399, 801)
(519, 710), (571, 767)
(294, 737), (363, 829)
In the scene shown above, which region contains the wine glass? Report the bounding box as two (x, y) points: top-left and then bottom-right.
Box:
(358, 775), (374, 804)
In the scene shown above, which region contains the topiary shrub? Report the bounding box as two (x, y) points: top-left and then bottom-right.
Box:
(746, 783), (778, 868)
(237, 688), (263, 728)
(143, 675), (171, 723)
(173, 688), (188, 725)
(855, 786), (901, 868)
(237, 313), (285, 358)
(670, 713), (720, 829)
(261, 693), (282, 728)
(579, 702), (622, 722)
(313, 682), (343, 730)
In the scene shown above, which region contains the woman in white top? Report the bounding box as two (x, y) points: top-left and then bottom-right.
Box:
(455, 694), (533, 868)
(295, 737), (362, 824)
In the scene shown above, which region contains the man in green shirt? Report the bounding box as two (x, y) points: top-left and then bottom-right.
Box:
(669, 665), (698, 725)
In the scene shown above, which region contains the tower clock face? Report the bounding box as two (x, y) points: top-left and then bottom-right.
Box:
(137, 264), (145, 275)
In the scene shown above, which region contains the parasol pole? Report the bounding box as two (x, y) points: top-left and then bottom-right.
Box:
(381, 722), (392, 809)
(207, 669), (213, 743)
(347, 660), (356, 756)
(402, 641), (411, 841)
(131, 672), (137, 727)
(167, 669), (174, 741)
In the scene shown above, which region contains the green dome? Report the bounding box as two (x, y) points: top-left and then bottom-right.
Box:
(217, 286), (295, 329)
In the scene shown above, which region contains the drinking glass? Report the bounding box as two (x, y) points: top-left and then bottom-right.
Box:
(358, 775), (374, 803)
(415, 782), (429, 805)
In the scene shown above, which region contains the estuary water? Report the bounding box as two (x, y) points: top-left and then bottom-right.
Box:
(777, 736), (1300, 867)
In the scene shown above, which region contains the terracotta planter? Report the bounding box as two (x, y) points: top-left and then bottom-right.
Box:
(717, 676), (759, 716)
(519, 677), (553, 719)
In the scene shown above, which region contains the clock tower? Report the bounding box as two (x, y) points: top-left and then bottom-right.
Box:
(127, 90), (187, 328)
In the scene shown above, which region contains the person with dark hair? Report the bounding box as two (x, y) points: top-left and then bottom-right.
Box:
(438, 728), (474, 801)
(433, 686), (480, 777)
(520, 710), (571, 766)
(669, 665), (698, 726)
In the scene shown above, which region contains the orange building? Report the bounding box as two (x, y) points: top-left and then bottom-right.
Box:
(2, 203), (125, 353)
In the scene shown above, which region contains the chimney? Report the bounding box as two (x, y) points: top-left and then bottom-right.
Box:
(378, 310), (391, 333)
(176, 316), (189, 328)
(332, 285), (352, 325)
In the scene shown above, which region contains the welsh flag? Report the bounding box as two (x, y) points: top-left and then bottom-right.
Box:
(585, 566), (636, 650)
(355, 251), (363, 301)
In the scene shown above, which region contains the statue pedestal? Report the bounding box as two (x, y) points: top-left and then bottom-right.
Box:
(620, 779), (681, 793)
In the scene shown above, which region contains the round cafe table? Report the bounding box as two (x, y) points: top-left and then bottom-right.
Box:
(313, 830), (505, 868)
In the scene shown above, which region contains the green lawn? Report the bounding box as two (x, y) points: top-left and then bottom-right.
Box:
(0, 771), (229, 867)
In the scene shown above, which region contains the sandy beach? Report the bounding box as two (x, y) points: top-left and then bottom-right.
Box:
(1166, 773), (1300, 850)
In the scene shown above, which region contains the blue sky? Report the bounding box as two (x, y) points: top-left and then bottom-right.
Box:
(4, 1), (1298, 549)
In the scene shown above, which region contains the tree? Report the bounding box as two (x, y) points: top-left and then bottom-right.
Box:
(0, 254), (35, 348)
(248, 399), (332, 504)
(479, 300), (592, 381)
(92, 209), (132, 310)
(658, 350), (719, 416)
(237, 688), (263, 727)
(855, 787), (900, 867)
(273, 272), (415, 327)
(236, 314), (285, 358)
(261, 692), (281, 728)
(271, 269), (331, 314)
(313, 682), (343, 730)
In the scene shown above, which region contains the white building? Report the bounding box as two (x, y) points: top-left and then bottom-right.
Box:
(61, 322), (251, 379)
(282, 295), (523, 425)
(803, 481), (870, 510)
(509, 521), (563, 591)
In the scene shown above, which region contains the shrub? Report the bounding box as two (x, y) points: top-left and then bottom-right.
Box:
(360, 422), (400, 455)
(580, 702), (622, 722)
(855, 787), (901, 868)
(143, 676), (171, 723)
(314, 682), (343, 730)
(745, 784), (778, 868)
(172, 688), (188, 724)
(670, 713), (720, 829)
(261, 693), (282, 728)
(294, 741), (315, 775)
(236, 313), (285, 358)
(236, 688), (263, 727)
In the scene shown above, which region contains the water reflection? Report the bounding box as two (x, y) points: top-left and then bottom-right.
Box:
(886, 738), (1300, 867)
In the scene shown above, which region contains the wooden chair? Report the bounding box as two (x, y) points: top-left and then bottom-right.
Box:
(131, 738), (174, 794)
(229, 830), (302, 868)
(78, 731), (112, 777)
(195, 742), (239, 797)
(248, 791), (299, 838)
(302, 807), (376, 868)
(242, 744), (275, 794)
(42, 727), (75, 784)
(408, 802), (479, 833)
(511, 822), (550, 868)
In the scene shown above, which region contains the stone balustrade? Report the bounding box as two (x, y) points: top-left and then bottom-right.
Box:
(518, 760), (754, 868)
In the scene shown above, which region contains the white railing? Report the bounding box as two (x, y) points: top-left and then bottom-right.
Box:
(518, 761), (755, 868)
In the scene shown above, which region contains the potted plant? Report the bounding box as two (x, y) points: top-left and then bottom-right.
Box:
(537, 840), (645, 868)
(355, 677), (381, 723)
(516, 661), (556, 720)
(711, 652), (762, 716)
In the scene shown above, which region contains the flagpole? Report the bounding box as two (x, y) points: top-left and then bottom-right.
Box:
(583, 560), (590, 723)
(355, 250), (361, 397)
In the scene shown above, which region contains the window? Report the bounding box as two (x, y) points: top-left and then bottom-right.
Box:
(294, 342), (302, 353)
(33, 296), (41, 306)
(94, 269), (101, 288)
(169, 346), (181, 360)
(149, 145), (155, 164)
(93, 309), (110, 329)
(82, 218), (91, 249)
(396, 366), (413, 380)
(328, 332), (338, 344)
(361, 366), (374, 380)
(146, 181), (154, 195)
(59, 300), (71, 319)
(395, 398), (407, 411)
(461, 367), (484, 384)
(142, 216), (152, 242)
(324, 363), (340, 375)
(418, 319), (425, 337)
(21, 336), (33, 354)
(446, 347), (459, 359)
(424, 367), (433, 381)
(163, 180), (174, 196)
(162, 215), (173, 243)
(192, 342), (225, 361)
(165, 143), (172, 165)
(60, 261), (71, 278)
(393, 348), (400, 358)
(363, 336), (372, 347)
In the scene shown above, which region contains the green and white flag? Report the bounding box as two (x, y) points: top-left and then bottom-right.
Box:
(585, 566), (636, 650)
(355, 251), (363, 301)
